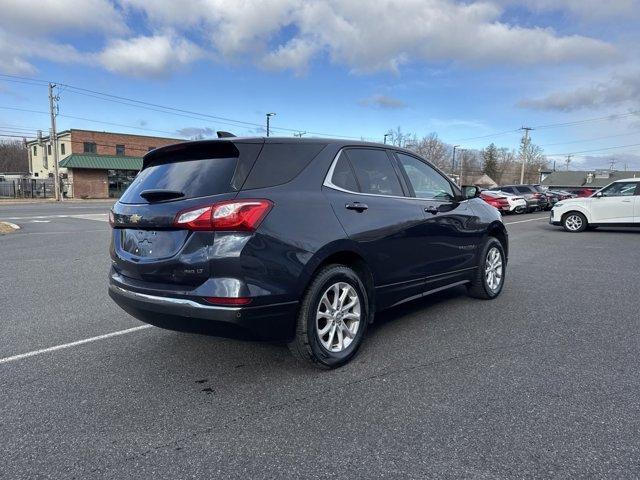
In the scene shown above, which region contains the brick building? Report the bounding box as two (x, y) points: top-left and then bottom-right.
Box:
(27, 129), (182, 198)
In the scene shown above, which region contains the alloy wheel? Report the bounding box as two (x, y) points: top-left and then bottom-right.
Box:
(484, 247), (503, 292)
(316, 282), (361, 352)
(564, 214), (583, 231)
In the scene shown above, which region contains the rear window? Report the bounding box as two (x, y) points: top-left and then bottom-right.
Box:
(242, 143), (325, 190)
(119, 157), (237, 203)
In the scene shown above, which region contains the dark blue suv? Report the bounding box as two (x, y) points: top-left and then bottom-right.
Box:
(109, 138), (508, 368)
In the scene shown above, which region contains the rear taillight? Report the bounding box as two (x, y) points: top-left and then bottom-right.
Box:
(174, 199), (273, 231)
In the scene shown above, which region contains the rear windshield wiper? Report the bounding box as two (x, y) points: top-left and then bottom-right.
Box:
(139, 189), (185, 202)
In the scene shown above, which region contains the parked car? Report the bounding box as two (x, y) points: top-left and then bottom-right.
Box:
(563, 187), (598, 198)
(550, 178), (640, 232)
(480, 190), (527, 214)
(547, 189), (576, 201)
(108, 138), (509, 368)
(491, 185), (549, 212)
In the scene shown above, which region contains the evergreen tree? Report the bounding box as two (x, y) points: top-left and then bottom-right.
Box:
(482, 143), (499, 180)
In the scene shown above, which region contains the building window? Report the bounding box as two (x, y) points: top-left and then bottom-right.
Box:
(116, 144), (125, 156)
(60, 143), (65, 155)
(48, 144), (52, 155)
(33, 145), (37, 156)
(83, 142), (97, 153)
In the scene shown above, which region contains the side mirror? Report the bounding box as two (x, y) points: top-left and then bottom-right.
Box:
(462, 185), (480, 199)
(594, 192), (603, 198)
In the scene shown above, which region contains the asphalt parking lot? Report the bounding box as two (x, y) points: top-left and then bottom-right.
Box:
(1, 202), (639, 479)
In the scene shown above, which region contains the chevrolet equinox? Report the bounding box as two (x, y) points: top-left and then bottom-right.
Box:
(109, 138), (508, 368)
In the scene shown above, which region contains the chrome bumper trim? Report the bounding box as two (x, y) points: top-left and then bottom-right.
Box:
(109, 284), (242, 311)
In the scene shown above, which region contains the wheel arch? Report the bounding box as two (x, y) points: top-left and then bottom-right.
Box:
(560, 207), (592, 224)
(298, 242), (376, 321)
(486, 220), (509, 262)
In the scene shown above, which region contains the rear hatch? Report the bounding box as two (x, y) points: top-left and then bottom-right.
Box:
(110, 140), (263, 286)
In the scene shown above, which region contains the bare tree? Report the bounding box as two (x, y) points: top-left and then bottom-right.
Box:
(0, 140), (29, 173)
(409, 132), (449, 170)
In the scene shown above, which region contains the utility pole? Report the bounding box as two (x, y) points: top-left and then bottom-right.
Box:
(265, 112), (276, 137)
(519, 127), (533, 184)
(294, 131), (306, 137)
(452, 145), (460, 173)
(565, 154), (572, 171)
(383, 133), (392, 144)
(48, 83), (62, 201)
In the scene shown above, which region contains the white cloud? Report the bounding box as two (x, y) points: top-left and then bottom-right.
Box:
(119, 0), (619, 74)
(519, 71), (640, 111)
(0, 0), (625, 78)
(0, 0), (126, 35)
(359, 94), (407, 109)
(97, 34), (202, 78)
(0, 29), (84, 75)
(261, 38), (318, 75)
(502, 0), (640, 20)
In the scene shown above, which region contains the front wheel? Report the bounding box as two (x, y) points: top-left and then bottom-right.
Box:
(288, 265), (369, 369)
(467, 238), (506, 300)
(562, 212), (587, 232)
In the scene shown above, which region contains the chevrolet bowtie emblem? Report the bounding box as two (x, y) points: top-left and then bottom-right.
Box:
(130, 214), (142, 224)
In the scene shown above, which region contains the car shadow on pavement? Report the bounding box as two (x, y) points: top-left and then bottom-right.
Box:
(125, 286), (469, 376)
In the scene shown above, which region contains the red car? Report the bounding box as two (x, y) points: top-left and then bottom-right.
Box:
(480, 191), (510, 212)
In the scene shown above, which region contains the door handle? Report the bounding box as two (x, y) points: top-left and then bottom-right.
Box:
(425, 206), (439, 215)
(345, 202), (368, 212)
(622, 199), (632, 202)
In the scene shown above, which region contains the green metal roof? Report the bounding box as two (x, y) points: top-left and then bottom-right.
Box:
(59, 154), (142, 170)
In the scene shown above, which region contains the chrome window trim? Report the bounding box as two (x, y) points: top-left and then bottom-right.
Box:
(323, 148), (463, 203)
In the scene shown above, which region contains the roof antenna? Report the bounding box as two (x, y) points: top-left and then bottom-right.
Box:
(217, 131), (236, 138)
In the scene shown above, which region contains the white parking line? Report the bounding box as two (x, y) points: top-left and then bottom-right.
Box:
(0, 325), (151, 365)
(504, 216), (548, 225)
(0, 213), (108, 221)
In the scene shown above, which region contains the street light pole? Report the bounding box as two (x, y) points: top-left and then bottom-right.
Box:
(266, 112), (276, 137)
(451, 145), (459, 173)
(383, 133), (392, 144)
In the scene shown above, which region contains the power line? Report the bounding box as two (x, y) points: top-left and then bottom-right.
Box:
(452, 129), (521, 143)
(532, 111), (640, 130)
(0, 73), (373, 141)
(547, 142), (640, 157)
(0, 106), (184, 138)
(540, 130), (640, 147)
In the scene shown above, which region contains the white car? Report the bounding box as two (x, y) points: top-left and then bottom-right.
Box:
(494, 191), (528, 214)
(549, 178), (640, 232)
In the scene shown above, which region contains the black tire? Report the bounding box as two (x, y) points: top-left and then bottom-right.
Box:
(467, 237), (506, 300)
(514, 206), (526, 215)
(562, 211), (588, 233)
(288, 264), (369, 369)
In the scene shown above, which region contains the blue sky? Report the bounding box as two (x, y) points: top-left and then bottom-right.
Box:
(1, 0), (640, 169)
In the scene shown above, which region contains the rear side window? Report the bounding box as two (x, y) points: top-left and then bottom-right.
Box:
(345, 148), (403, 196)
(516, 186), (534, 194)
(331, 154), (359, 192)
(242, 143), (325, 190)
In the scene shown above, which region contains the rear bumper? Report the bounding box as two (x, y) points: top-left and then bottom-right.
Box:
(108, 279), (298, 341)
